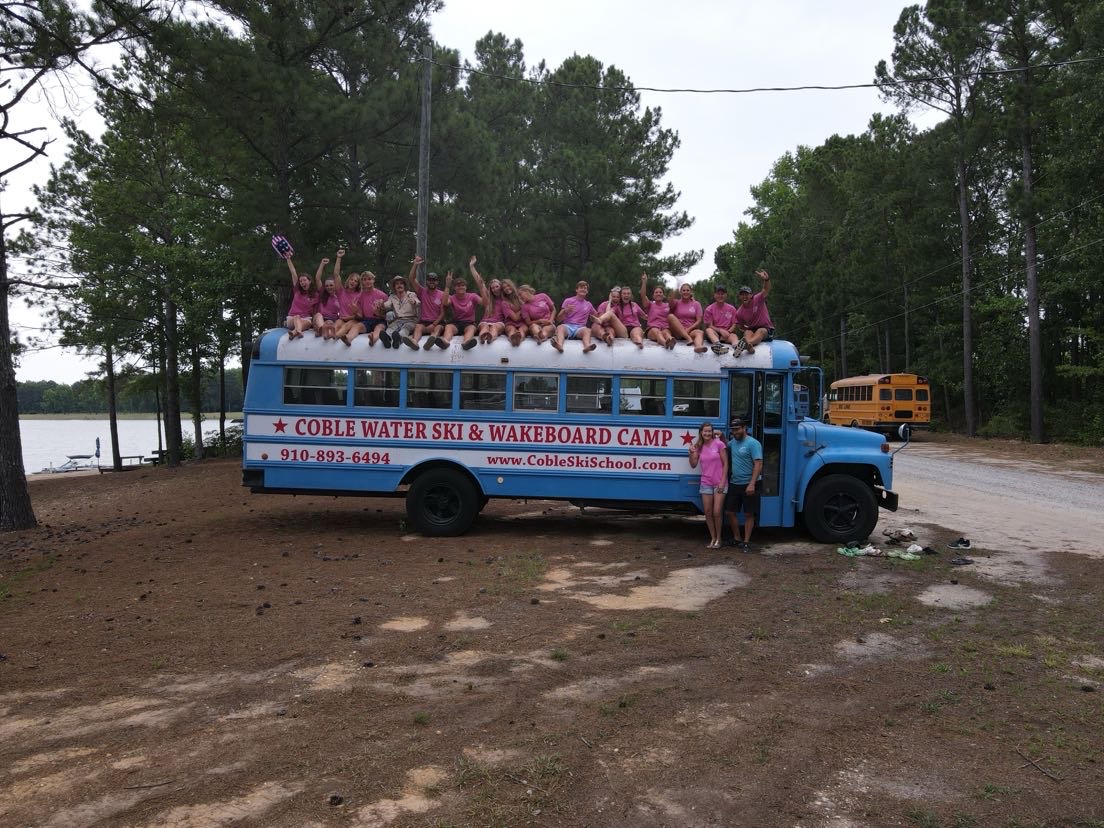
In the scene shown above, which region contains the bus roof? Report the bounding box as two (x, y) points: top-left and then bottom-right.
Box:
(830, 373), (927, 387)
(257, 329), (802, 374)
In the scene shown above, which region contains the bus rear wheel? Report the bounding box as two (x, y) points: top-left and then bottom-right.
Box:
(802, 474), (878, 544)
(407, 468), (480, 536)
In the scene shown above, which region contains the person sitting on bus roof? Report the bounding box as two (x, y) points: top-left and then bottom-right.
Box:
(639, 272), (676, 350)
(351, 271), (388, 347)
(500, 279), (527, 346)
(703, 284), (741, 356)
(378, 275), (420, 350)
(733, 269), (774, 355)
(519, 284), (556, 345)
(552, 280), (598, 353)
(333, 267), (364, 346)
(407, 255), (450, 350)
(616, 286), (646, 348)
(312, 255), (343, 340)
(282, 252), (318, 340)
(668, 282), (708, 353)
(592, 286), (627, 346)
(469, 256), (506, 344)
(442, 274), (481, 350)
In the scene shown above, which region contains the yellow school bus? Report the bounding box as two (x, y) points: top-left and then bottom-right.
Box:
(826, 374), (931, 433)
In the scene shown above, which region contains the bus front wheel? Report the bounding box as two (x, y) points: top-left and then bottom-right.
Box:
(407, 468), (480, 536)
(802, 474), (878, 544)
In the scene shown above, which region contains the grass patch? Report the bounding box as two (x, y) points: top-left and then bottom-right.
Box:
(413, 711), (430, 726)
(549, 648), (569, 662)
(0, 555), (56, 607)
(994, 643), (1033, 659)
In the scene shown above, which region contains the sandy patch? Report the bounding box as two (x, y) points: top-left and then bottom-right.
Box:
(545, 664), (686, 702)
(539, 566), (648, 592)
(916, 583), (992, 609)
(352, 766), (449, 827)
(143, 780), (305, 826)
(579, 565), (750, 611)
(462, 746), (524, 765)
(292, 662), (359, 692)
(443, 612), (491, 631)
(43, 791), (152, 828)
(9, 746), (98, 774)
(835, 632), (924, 662)
(379, 616), (430, 632)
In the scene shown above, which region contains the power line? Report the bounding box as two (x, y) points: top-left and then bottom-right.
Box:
(430, 55), (1104, 96)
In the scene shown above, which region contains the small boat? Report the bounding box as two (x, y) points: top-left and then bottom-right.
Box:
(41, 454), (99, 473)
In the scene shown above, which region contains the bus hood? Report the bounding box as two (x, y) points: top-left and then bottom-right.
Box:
(797, 419), (888, 452)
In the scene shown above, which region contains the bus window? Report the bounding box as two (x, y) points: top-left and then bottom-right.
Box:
(728, 374), (752, 425)
(894, 389), (913, 401)
(353, 369), (399, 408)
(514, 373), (558, 412)
(459, 372), (506, 411)
(673, 379), (720, 418)
(916, 388), (929, 401)
(566, 375), (611, 414)
(879, 388), (892, 401)
(619, 376), (666, 416)
(408, 370), (452, 409)
(284, 367), (347, 406)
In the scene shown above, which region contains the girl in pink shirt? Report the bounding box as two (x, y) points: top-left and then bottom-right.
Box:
(668, 283), (707, 353)
(519, 285), (556, 344)
(639, 273), (675, 349)
(592, 286), (625, 346)
(283, 254), (318, 340)
(688, 421), (729, 549)
(310, 254), (344, 339)
(617, 286), (646, 348)
(470, 256), (506, 344)
(500, 279), (527, 346)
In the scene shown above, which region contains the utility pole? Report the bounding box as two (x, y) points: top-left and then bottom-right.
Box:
(415, 42), (432, 283)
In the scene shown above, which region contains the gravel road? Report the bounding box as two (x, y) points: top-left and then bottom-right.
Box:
(892, 441), (1104, 571)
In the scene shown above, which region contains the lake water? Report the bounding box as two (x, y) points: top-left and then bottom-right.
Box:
(19, 418), (194, 474)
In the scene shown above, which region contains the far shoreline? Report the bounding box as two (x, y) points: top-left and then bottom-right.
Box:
(21, 412), (243, 421)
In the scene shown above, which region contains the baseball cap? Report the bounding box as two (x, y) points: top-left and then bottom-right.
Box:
(426, 271), (439, 280)
(729, 417), (748, 428)
(713, 284), (727, 293)
(738, 286), (752, 294)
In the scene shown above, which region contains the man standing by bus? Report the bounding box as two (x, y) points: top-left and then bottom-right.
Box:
(725, 417), (763, 552)
(734, 269), (774, 355)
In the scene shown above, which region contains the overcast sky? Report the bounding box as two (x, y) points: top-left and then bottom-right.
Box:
(8, 0), (936, 383)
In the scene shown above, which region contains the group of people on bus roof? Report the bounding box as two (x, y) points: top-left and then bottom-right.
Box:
(280, 244), (775, 356)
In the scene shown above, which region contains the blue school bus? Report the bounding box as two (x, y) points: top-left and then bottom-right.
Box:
(241, 332), (900, 542)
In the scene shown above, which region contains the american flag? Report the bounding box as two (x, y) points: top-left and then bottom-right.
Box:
(271, 235), (294, 259)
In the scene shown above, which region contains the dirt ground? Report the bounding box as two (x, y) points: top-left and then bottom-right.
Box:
(2, 437), (1103, 828)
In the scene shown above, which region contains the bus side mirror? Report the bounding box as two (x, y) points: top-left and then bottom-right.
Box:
(898, 424), (911, 442)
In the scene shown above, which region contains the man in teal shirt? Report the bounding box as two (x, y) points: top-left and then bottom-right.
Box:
(725, 417), (763, 551)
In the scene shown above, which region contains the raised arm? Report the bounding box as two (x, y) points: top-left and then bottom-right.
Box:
(332, 249), (345, 289)
(756, 269), (771, 299)
(409, 254), (424, 287)
(285, 255), (299, 285)
(469, 256), (490, 305)
(639, 272), (651, 309)
(314, 257), (330, 291)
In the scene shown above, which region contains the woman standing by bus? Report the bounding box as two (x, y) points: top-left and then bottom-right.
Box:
(688, 421), (729, 549)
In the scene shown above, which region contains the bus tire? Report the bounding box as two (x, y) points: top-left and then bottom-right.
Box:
(407, 468), (480, 536)
(802, 474), (878, 544)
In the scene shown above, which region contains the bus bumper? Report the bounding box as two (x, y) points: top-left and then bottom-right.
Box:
(878, 488), (899, 512)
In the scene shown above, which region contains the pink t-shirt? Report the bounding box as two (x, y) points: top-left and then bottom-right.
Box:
(522, 293), (555, 324)
(287, 291), (317, 318)
(358, 288), (387, 320)
(704, 301), (737, 330)
(317, 290), (342, 319)
(415, 283), (446, 322)
(338, 288), (361, 318)
(615, 301), (643, 328)
(672, 298), (702, 329)
(734, 292), (773, 330)
(500, 300), (524, 324)
(698, 438), (726, 487)
(645, 301), (670, 329)
(481, 295), (503, 323)
(449, 291), (482, 323)
(560, 296), (595, 326)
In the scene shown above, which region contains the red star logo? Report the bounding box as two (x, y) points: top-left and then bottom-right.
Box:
(273, 418), (287, 433)
(681, 431), (694, 445)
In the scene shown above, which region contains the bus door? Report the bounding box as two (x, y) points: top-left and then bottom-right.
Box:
(727, 372), (784, 527)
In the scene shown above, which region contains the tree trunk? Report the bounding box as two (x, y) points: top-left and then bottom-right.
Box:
(104, 346), (122, 470)
(955, 147), (977, 437)
(191, 347), (205, 461)
(1019, 69), (1043, 443)
(0, 200), (36, 531)
(218, 351), (227, 444)
(163, 295), (183, 466)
